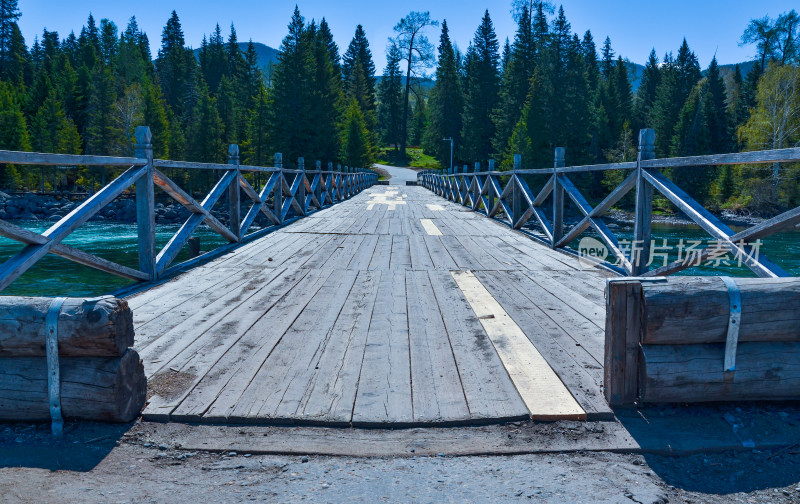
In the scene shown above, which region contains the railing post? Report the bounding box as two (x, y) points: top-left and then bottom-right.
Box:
(228, 144), (241, 241)
(473, 162), (481, 209)
(327, 162), (334, 203)
(552, 147), (565, 248)
(298, 157), (306, 214)
(314, 160), (322, 207)
(487, 160), (495, 214)
(274, 153), (283, 224)
(512, 154), (522, 225)
(134, 126), (156, 280)
(633, 129), (656, 276)
(336, 163), (342, 201)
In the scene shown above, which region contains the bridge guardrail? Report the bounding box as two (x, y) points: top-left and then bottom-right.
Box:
(417, 128), (800, 278)
(0, 125), (379, 292)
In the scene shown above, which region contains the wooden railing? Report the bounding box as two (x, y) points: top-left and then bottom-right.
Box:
(417, 128), (800, 278)
(0, 126), (378, 292)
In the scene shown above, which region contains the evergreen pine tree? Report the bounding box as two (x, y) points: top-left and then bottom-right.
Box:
(634, 49), (660, 130)
(615, 57), (633, 126)
(460, 10), (500, 163)
(491, 6), (534, 158)
(156, 11), (195, 117)
(0, 81), (27, 187)
(342, 25), (377, 138)
(670, 82), (714, 199)
(505, 71), (550, 169)
(650, 53), (682, 157)
(410, 95), (427, 146)
(703, 57), (730, 154)
(307, 20), (344, 163)
(340, 98), (374, 167)
(85, 64), (119, 155)
(727, 64), (749, 147)
(0, 0), (21, 80)
(0, 81), (30, 151)
(600, 37), (614, 78)
(187, 78), (224, 163)
(244, 85), (270, 166)
(377, 42), (403, 149)
(30, 89), (82, 154)
(268, 7), (315, 165)
(142, 78), (170, 158)
(424, 20), (464, 166)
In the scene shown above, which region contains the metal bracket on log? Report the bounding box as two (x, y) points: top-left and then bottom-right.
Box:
(45, 297), (67, 437)
(720, 277), (742, 373)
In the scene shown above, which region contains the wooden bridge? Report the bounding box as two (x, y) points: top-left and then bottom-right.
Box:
(128, 180), (611, 425)
(0, 127), (798, 428)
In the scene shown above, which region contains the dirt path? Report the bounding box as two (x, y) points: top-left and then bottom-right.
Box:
(2, 411), (800, 503)
(373, 163), (419, 185)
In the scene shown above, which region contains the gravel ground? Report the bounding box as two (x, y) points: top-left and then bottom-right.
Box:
(1, 420), (799, 503)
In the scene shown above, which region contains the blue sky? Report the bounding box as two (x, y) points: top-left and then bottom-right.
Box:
(17, 0), (800, 72)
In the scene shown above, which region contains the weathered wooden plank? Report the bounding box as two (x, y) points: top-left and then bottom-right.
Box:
(427, 271), (529, 421)
(351, 270), (412, 426)
(498, 270), (605, 361)
(422, 235), (459, 270)
(389, 235), (412, 270)
(406, 270), (470, 423)
(138, 268), (286, 376)
(298, 270), (381, 423)
(150, 268), (328, 421)
(0, 150), (143, 167)
(367, 234), (392, 270)
(475, 271), (612, 419)
(451, 271), (586, 421)
(233, 270), (359, 421)
(408, 233), (435, 271)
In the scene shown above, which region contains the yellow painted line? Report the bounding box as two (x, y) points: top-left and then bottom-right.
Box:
(420, 219), (443, 236)
(451, 271), (586, 421)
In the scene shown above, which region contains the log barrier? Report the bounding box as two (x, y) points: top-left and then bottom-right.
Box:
(604, 277), (800, 406)
(0, 296), (146, 429)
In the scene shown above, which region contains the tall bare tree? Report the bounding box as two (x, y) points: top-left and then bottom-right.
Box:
(392, 11), (437, 159)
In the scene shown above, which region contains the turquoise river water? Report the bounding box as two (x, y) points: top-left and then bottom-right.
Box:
(0, 221), (797, 297)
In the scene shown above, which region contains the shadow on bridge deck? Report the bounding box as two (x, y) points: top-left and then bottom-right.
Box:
(128, 185), (615, 426)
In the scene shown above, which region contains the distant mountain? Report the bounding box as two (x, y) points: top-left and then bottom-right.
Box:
(192, 42), (279, 79)
(625, 59), (758, 92)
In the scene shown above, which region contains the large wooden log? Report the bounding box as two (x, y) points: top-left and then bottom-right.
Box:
(640, 342), (800, 403)
(0, 296), (133, 357)
(0, 348), (146, 422)
(642, 277), (800, 345)
(604, 280), (643, 406)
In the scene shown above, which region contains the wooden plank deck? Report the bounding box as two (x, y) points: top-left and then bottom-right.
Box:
(128, 184), (615, 425)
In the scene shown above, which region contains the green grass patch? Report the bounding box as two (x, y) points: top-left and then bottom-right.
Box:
(376, 147), (442, 170)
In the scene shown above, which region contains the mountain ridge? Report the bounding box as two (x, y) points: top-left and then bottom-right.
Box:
(204, 41), (758, 92)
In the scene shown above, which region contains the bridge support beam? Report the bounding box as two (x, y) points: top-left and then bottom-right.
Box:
(552, 147), (565, 248)
(134, 126), (156, 280)
(633, 129), (656, 276)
